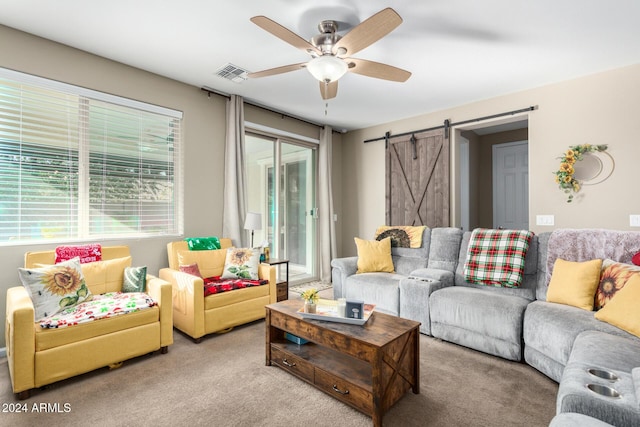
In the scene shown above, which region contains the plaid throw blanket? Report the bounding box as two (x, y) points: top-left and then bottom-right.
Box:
(464, 228), (533, 288)
(203, 277), (268, 297)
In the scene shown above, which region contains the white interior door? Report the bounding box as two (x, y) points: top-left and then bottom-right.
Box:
(493, 141), (528, 229)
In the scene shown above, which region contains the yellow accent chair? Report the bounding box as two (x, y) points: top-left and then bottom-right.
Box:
(160, 239), (276, 342)
(5, 246), (173, 399)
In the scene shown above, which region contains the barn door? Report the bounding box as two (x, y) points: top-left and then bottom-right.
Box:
(386, 129), (449, 227)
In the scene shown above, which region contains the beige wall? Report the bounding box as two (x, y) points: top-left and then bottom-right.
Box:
(2, 21), (638, 346)
(0, 25), (338, 348)
(459, 130), (481, 229)
(339, 63), (640, 256)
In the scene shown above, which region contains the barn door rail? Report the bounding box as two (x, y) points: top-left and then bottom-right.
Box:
(364, 105), (537, 144)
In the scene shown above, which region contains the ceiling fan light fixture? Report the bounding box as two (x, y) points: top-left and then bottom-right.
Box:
(307, 55), (348, 83)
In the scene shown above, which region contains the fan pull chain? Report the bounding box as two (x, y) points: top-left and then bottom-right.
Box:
(325, 102), (328, 116)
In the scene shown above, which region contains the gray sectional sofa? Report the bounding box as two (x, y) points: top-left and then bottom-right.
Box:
(331, 227), (463, 318)
(331, 227), (640, 427)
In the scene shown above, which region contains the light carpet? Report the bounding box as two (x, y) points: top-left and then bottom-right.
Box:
(0, 319), (557, 427)
(288, 280), (333, 299)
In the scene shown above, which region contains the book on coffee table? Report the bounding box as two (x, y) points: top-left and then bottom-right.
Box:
(297, 298), (376, 325)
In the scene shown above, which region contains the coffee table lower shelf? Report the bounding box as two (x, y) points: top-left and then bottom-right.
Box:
(271, 340), (374, 414)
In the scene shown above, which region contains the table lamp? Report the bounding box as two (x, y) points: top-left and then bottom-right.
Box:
(244, 212), (262, 248)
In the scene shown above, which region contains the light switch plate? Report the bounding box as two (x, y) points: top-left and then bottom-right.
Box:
(630, 215), (640, 227)
(536, 215), (555, 226)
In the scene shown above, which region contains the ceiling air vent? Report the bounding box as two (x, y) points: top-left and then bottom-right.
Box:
(215, 63), (249, 83)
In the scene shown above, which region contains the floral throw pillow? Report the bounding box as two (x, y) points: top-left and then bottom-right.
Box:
(595, 259), (640, 310)
(18, 257), (93, 321)
(221, 248), (260, 280)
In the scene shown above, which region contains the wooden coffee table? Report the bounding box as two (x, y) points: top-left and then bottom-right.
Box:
(265, 299), (420, 427)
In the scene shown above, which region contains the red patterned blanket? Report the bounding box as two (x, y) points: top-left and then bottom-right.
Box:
(203, 276), (268, 297)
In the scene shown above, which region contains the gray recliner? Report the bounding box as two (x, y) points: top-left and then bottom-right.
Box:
(428, 231), (539, 361)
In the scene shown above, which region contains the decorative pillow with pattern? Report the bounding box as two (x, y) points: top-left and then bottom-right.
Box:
(596, 259), (640, 310)
(184, 236), (221, 251)
(374, 225), (426, 248)
(179, 263), (203, 278)
(463, 228), (534, 288)
(55, 243), (102, 264)
(123, 266), (147, 293)
(18, 257), (93, 321)
(595, 274), (640, 337)
(221, 248), (260, 280)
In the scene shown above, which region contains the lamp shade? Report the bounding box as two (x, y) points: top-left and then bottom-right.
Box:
(307, 55), (348, 83)
(244, 212), (262, 231)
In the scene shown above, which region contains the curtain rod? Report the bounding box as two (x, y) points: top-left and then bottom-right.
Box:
(363, 105), (537, 143)
(200, 87), (325, 129)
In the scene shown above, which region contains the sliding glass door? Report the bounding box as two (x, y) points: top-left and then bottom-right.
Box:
(245, 132), (317, 283)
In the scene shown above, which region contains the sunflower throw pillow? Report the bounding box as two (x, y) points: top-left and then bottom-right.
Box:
(221, 248), (260, 280)
(595, 259), (640, 310)
(18, 257), (93, 321)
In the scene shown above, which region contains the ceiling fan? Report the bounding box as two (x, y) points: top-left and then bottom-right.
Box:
(248, 7), (411, 100)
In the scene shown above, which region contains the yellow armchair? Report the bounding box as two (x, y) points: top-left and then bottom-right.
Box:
(160, 239), (276, 342)
(5, 246), (173, 399)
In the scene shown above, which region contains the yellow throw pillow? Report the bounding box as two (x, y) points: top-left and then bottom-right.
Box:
(547, 258), (602, 310)
(355, 237), (394, 273)
(595, 274), (640, 338)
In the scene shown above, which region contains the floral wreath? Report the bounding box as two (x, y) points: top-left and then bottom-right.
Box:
(554, 144), (608, 203)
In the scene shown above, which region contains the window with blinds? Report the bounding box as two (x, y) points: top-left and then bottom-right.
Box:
(0, 68), (183, 244)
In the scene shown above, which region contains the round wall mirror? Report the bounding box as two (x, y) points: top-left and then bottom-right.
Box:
(573, 151), (615, 185)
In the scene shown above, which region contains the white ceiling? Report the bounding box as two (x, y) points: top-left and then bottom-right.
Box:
(2, 0), (639, 131)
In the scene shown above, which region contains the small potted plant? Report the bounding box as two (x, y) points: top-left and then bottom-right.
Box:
(300, 288), (319, 313)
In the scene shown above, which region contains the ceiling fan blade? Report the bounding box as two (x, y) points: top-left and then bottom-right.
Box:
(248, 63), (307, 79)
(334, 8), (402, 57)
(251, 16), (321, 55)
(347, 58), (411, 82)
(320, 80), (338, 100)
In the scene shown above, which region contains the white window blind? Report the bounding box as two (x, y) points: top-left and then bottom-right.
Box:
(0, 68), (183, 244)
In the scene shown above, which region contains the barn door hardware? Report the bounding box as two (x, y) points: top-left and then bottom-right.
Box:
(410, 134), (417, 159)
(364, 106), (537, 143)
